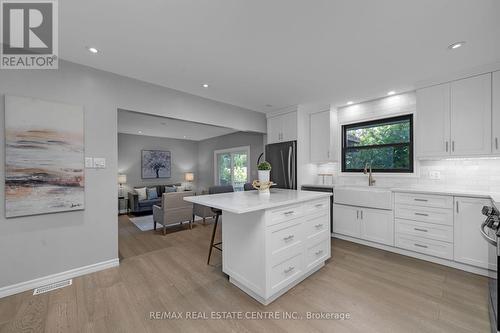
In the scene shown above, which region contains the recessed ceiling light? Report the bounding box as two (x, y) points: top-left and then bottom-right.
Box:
(138, 130), (142, 134)
(448, 41), (465, 50)
(183, 136), (186, 138)
(87, 47), (99, 54)
(265, 104), (273, 108)
(387, 91), (396, 96)
(202, 84), (209, 88)
(347, 101), (354, 105)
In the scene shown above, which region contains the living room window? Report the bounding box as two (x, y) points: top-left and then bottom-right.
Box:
(341, 114), (414, 173)
(214, 146), (250, 191)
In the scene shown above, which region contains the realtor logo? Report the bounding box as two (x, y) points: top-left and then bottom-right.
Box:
(1, 0), (58, 69)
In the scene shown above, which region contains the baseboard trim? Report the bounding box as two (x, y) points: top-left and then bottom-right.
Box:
(0, 258), (119, 299)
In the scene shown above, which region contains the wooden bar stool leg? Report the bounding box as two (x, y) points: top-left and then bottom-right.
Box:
(207, 214), (219, 265)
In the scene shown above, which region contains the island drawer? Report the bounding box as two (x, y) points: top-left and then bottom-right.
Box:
(395, 219), (453, 243)
(395, 204), (453, 226)
(270, 251), (303, 292)
(303, 198), (330, 215)
(267, 204), (303, 226)
(303, 212), (329, 242)
(395, 192), (453, 209)
(395, 234), (453, 260)
(305, 238), (330, 270)
(268, 219), (303, 255)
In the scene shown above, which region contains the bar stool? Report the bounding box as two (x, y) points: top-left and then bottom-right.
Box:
(207, 185), (234, 265)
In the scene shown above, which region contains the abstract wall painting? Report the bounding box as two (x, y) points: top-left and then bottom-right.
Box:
(5, 96), (85, 218)
(142, 150), (171, 179)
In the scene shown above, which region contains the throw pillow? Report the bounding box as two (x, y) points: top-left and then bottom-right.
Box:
(165, 186), (176, 193)
(147, 187), (158, 200)
(135, 187), (147, 201)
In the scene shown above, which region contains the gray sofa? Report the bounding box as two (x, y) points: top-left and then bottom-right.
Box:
(128, 184), (181, 214)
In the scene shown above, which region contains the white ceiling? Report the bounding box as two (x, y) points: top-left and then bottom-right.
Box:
(118, 110), (237, 141)
(61, 0), (500, 112)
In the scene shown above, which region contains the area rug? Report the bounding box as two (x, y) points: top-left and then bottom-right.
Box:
(129, 215), (155, 231)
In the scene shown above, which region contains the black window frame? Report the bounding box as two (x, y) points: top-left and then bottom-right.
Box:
(341, 114), (414, 173)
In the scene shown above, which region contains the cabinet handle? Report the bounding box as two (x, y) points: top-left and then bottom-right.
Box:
(496, 137), (499, 150)
(360, 210), (363, 219)
(357, 210), (359, 219)
(414, 228), (428, 232)
(283, 235), (294, 241)
(414, 243), (428, 249)
(445, 141), (449, 152)
(456, 201), (459, 214)
(284, 266), (295, 273)
(314, 204), (324, 208)
(314, 223), (323, 228)
(315, 250), (324, 256)
(415, 212), (429, 217)
(414, 198), (428, 202)
(283, 211), (295, 215)
(327, 150), (330, 158)
(452, 141), (455, 152)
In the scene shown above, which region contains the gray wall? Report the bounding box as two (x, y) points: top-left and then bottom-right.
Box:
(0, 60), (266, 292)
(118, 133), (198, 192)
(197, 132), (265, 191)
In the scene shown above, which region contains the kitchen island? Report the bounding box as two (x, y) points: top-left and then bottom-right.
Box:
(184, 189), (332, 305)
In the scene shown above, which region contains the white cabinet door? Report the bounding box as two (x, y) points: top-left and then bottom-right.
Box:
(493, 71), (500, 154)
(332, 204), (360, 238)
(360, 208), (394, 246)
(310, 110), (331, 162)
(280, 111), (298, 142)
(450, 74), (492, 156)
(454, 197), (496, 270)
(416, 83), (451, 157)
(267, 115), (282, 144)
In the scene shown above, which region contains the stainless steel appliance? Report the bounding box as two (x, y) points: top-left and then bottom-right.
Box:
(265, 140), (296, 189)
(481, 205), (500, 333)
(301, 185), (333, 233)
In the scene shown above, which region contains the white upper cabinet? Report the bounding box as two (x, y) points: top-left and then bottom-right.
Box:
(310, 110), (338, 162)
(450, 74), (492, 156)
(416, 83), (451, 157)
(493, 71), (500, 154)
(267, 111), (297, 144)
(416, 73), (492, 158)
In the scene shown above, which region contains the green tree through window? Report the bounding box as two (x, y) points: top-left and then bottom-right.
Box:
(342, 115), (413, 173)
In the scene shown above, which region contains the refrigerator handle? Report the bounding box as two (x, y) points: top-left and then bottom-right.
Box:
(288, 146), (293, 189)
(280, 150), (287, 188)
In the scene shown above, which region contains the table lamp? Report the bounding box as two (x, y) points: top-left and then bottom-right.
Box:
(184, 172), (194, 190)
(118, 174), (127, 197)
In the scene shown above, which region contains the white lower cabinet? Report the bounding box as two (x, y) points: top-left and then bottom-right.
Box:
(454, 197), (497, 270)
(333, 204), (394, 246)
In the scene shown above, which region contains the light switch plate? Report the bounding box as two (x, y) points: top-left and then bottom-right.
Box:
(93, 157), (106, 169)
(429, 171), (441, 180)
(85, 157), (94, 168)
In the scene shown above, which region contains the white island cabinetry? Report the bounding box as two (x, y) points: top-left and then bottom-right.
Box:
(185, 189), (331, 305)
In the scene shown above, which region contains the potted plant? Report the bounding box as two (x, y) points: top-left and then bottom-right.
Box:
(257, 161), (272, 182)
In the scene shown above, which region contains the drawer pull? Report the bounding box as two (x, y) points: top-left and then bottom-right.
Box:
(414, 228), (428, 232)
(283, 211), (295, 215)
(314, 204), (324, 208)
(283, 235), (295, 241)
(414, 243), (428, 249)
(414, 198), (428, 202)
(315, 250), (324, 256)
(284, 266), (295, 274)
(314, 223), (323, 228)
(414, 212), (429, 216)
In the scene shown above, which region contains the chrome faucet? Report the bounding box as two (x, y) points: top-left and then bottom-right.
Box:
(364, 162), (376, 186)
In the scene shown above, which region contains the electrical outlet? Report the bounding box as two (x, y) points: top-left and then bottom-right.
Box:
(429, 171), (441, 180)
(85, 157), (94, 168)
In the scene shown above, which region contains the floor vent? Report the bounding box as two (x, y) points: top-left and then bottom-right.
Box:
(33, 279), (72, 295)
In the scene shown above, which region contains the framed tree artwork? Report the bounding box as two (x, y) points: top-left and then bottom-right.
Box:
(141, 150), (171, 179)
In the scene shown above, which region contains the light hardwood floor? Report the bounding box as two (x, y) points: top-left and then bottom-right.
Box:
(0, 215), (491, 332)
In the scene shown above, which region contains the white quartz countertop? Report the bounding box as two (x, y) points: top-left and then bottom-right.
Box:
(302, 184), (500, 208)
(184, 189), (332, 214)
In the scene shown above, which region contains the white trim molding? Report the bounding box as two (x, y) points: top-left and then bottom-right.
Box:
(0, 258), (119, 299)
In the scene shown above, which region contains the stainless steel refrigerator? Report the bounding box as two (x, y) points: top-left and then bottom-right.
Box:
(265, 140), (297, 189)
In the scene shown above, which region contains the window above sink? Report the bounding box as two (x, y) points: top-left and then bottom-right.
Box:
(341, 114), (414, 173)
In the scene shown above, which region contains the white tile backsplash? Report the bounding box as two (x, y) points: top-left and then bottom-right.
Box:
(311, 159), (500, 191)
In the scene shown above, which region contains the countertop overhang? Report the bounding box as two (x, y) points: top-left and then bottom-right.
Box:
(184, 189), (332, 214)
